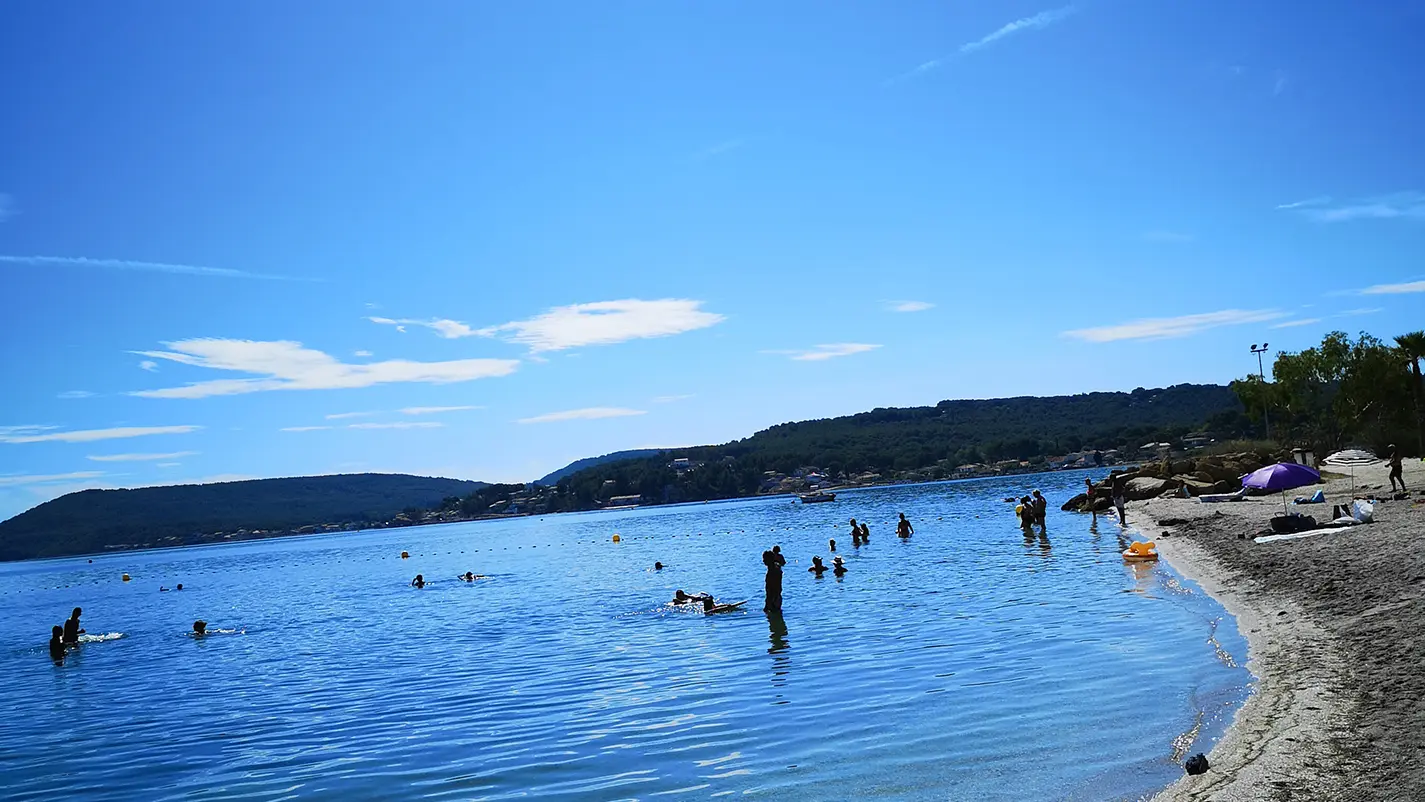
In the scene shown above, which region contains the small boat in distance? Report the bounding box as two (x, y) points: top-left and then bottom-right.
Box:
(799, 491), (836, 503)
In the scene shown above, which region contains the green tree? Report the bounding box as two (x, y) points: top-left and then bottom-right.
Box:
(1394, 330), (1425, 455)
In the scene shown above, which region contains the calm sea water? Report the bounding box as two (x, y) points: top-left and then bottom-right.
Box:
(0, 472), (1249, 801)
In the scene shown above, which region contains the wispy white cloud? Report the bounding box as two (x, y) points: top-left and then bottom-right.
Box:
(1273, 70), (1289, 96)
(518, 407), (648, 424)
(767, 343), (883, 361)
(367, 317), (476, 338)
(480, 299), (724, 352)
(128, 339), (519, 399)
(1063, 309), (1286, 343)
(961, 6), (1076, 54)
(400, 405), (481, 416)
(281, 426), (332, 432)
(1142, 230), (1194, 243)
(1279, 192), (1425, 223)
(354, 350), (373, 357)
(86, 451), (198, 462)
(1360, 281), (1425, 295)
(156, 462), (181, 468)
(0, 471), (105, 487)
(695, 138), (747, 159)
(0, 194), (15, 222)
(57, 390), (94, 400)
(0, 424), (201, 444)
(652, 394), (694, 404)
(349, 421), (445, 430)
(0, 254), (304, 280)
(139, 360), (158, 372)
(1270, 318), (1322, 329)
(325, 411), (377, 420)
(1340, 307), (1384, 315)
(887, 301), (935, 313)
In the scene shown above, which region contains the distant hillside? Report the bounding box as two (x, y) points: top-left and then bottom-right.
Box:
(544, 384), (1246, 508)
(0, 473), (486, 562)
(536, 449), (670, 485)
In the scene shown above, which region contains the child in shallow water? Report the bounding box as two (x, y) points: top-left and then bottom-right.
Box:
(48, 625), (65, 661)
(193, 620), (207, 637)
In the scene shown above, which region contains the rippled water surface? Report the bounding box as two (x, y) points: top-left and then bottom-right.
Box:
(0, 473), (1249, 801)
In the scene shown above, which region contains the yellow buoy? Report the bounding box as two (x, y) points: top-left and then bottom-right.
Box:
(611, 534), (621, 543)
(121, 573), (131, 582)
(401, 551), (410, 559)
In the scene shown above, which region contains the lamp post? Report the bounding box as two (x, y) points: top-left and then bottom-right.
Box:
(1251, 343), (1271, 440)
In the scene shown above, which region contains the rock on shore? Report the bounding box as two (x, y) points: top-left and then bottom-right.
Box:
(1059, 452), (1273, 512)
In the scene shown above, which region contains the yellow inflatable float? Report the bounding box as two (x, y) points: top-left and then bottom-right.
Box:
(1122, 541), (1159, 562)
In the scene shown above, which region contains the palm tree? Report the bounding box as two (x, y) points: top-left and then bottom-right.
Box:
(1394, 331), (1425, 455)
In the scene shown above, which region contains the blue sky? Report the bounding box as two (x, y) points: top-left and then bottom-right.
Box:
(2, 1), (1423, 519)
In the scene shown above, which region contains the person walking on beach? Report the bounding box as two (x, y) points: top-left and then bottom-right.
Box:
(1031, 491), (1047, 528)
(1388, 445), (1406, 493)
(62, 608), (84, 646)
(896, 513), (913, 538)
(1110, 473), (1128, 524)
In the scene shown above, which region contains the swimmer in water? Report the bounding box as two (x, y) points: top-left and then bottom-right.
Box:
(808, 556), (828, 576)
(49, 625), (66, 661)
(674, 589), (712, 605)
(193, 620), (207, 637)
(828, 538), (836, 552)
(896, 513), (913, 538)
(654, 562), (664, 571)
(176, 584), (183, 591)
(832, 556), (847, 577)
(859, 522), (870, 542)
(459, 571), (483, 582)
(410, 574), (425, 589)
(849, 518), (861, 546)
(701, 597), (742, 614)
(63, 608), (84, 646)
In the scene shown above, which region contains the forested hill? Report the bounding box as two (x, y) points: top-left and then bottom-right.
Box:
(0, 474), (486, 562)
(537, 449), (669, 485)
(545, 384), (1244, 508)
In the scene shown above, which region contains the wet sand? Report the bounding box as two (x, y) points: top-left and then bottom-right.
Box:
(1140, 461), (1425, 802)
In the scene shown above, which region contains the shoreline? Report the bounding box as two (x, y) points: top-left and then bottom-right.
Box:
(1136, 460), (1425, 800)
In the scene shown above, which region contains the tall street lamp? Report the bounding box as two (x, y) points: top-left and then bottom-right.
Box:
(1251, 343), (1271, 440)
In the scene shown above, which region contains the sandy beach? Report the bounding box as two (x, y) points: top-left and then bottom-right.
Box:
(1142, 460), (1425, 802)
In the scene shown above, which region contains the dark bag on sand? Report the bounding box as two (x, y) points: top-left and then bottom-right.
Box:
(1184, 753), (1209, 775)
(1269, 514), (1316, 534)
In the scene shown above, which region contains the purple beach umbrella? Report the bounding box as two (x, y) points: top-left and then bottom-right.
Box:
(1242, 462), (1322, 513)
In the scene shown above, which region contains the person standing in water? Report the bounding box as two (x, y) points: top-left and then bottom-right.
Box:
(1388, 445), (1406, 492)
(1110, 472), (1128, 524)
(848, 519), (862, 547)
(1085, 477), (1098, 522)
(410, 574), (426, 589)
(63, 608), (84, 646)
(896, 513), (913, 538)
(832, 556), (848, 577)
(48, 625), (66, 661)
(762, 546), (786, 613)
(828, 538), (837, 553)
(808, 556), (828, 576)
(1031, 491), (1048, 528)
(858, 522), (870, 542)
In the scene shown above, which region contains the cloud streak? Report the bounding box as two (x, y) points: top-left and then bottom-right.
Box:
(86, 451), (198, 462)
(0, 254), (305, 280)
(348, 421), (445, 430)
(768, 343), (883, 361)
(695, 139), (747, 159)
(1270, 318), (1323, 329)
(129, 339), (519, 399)
(1360, 281), (1425, 295)
(0, 471), (105, 487)
(368, 317), (476, 339)
(400, 406), (481, 416)
(57, 391), (94, 400)
(481, 299), (725, 352)
(518, 407), (648, 424)
(0, 425), (201, 444)
(1063, 309), (1286, 343)
(887, 301), (934, 313)
(1278, 193), (1425, 223)
(961, 6), (1076, 53)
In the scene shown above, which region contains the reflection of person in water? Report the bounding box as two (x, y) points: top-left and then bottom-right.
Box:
(63, 608), (84, 645)
(49, 625), (66, 661)
(410, 574), (425, 588)
(763, 546), (786, 612)
(808, 556), (828, 576)
(896, 513), (913, 538)
(832, 556), (848, 577)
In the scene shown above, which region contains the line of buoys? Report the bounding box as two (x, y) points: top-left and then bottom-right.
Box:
(611, 534), (621, 543)
(122, 573), (131, 582)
